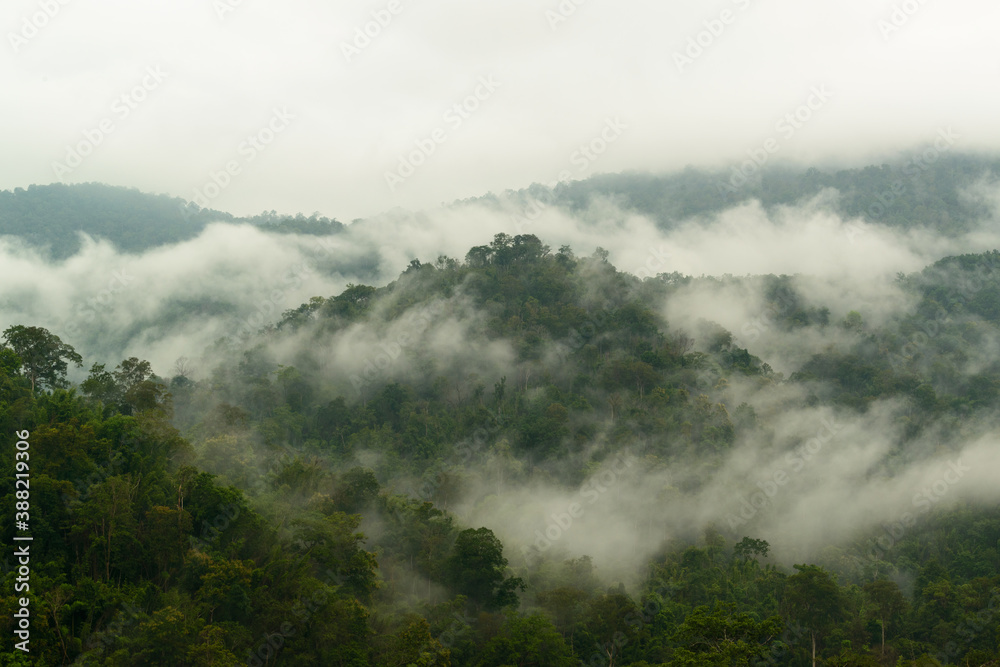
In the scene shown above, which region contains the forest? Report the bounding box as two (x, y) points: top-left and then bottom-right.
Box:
(3, 153), (999, 261)
(2, 219), (1000, 665)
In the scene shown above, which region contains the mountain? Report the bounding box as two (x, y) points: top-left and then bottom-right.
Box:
(0, 182), (343, 259)
(4, 223), (1000, 664)
(3, 158), (1000, 664)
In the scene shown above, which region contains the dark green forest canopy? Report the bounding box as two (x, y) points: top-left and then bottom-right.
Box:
(3, 199), (1000, 662)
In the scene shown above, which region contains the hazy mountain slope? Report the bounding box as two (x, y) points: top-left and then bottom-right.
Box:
(0, 182), (344, 259)
(462, 153), (1000, 233)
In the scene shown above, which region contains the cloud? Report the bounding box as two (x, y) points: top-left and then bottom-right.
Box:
(4, 180), (1000, 589)
(3, 0), (1000, 218)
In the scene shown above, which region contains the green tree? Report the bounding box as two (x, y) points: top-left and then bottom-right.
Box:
(291, 512), (379, 603)
(1, 325), (82, 392)
(331, 467), (380, 513)
(733, 537), (770, 562)
(781, 564), (847, 667)
(536, 586), (589, 651)
(374, 616), (450, 666)
(671, 603), (783, 666)
(582, 592), (642, 667)
(447, 528), (525, 611)
(474, 612), (574, 667)
(862, 579), (906, 656)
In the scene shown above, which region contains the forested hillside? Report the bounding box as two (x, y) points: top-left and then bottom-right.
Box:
(2, 232), (1000, 665)
(0, 184), (343, 259)
(3, 154), (998, 262)
(466, 153), (999, 234)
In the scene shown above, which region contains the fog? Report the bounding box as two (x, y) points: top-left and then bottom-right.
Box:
(3, 0), (999, 219)
(4, 174), (1000, 373)
(5, 174), (1000, 589)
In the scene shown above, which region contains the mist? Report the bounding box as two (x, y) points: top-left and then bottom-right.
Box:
(3, 0), (1000, 220)
(5, 172), (1000, 598)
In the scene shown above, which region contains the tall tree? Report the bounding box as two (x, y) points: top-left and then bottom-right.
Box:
(781, 564), (847, 667)
(1, 325), (82, 392)
(446, 527), (525, 611)
(671, 603), (783, 666)
(583, 592), (642, 667)
(733, 537), (770, 562)
(863, 579), (906, 656)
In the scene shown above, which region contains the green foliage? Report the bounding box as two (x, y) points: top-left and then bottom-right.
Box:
(1, 325), (83, 393)
(6, 224), (1000, 665)
(447, 527), (525, 612)
(733, 537), (770, 562)
(670, 603), (783, 665)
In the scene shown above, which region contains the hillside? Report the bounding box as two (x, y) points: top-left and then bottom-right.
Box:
(0, 183), (343, 259)
(2, 232), (1000, 664)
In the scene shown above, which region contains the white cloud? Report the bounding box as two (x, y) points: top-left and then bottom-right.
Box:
(2, 0), (999, 219)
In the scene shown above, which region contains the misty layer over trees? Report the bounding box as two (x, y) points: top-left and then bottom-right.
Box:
(3, 158), (1000, 665)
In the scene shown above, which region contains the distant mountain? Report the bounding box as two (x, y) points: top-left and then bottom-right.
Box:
(4, 152), (998, 260)
(459, 152), (1000, 232)
(0, 182), (343, 259)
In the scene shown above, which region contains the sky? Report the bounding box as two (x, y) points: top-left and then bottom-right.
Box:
(2, 0), (998, 220)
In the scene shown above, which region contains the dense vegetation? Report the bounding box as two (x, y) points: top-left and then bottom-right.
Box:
(0, 183), (342, 259)
(2, 227), (1000, 665)
(465, 153), (1000, 234)
(4, 153), (998, 261)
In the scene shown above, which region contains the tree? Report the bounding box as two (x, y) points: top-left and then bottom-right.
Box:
(331, 467), (380, 513)
(446, 527), (525, 611)
(82, 357), (167, 415)
(781, 564), (847, 667)
(475, 612), (575, 666)
(75, 474), (141, 583)
(186, 625), (242, 666)
(843, 310), (864, 332)
(671, 603), (783, 666)
(1, 325), (82, 392)
(81, 363), (120, 405)
(172, 356), (194, 379)
(733, 537), (770, 562)
(131, 605), (201, 665)
(114, 357), (152, 388)
(582, 592), (642, 667)
(144, 506), (193, 583)
(290, 512), (379, 602)
(537, 586), (590, 651)
(191, 552), (254, 623)
(863, 579), (906, 656)
(373, 616), (449, 666)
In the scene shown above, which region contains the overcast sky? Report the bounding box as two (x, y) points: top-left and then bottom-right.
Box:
(2, 0), (997, 220)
